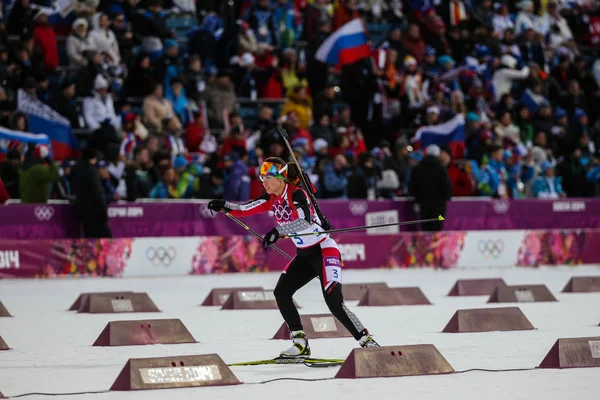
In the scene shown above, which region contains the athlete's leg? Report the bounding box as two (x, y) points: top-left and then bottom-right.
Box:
(273, 256), (316, 331)
(316, 247), (378, 345)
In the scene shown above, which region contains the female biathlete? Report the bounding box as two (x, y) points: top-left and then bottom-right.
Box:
(208, 157), (379, 358)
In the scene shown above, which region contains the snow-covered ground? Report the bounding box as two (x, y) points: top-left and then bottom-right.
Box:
(1, 266), (599, 400)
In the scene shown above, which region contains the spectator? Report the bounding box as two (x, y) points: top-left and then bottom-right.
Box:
(333, 0), (359, 30)
(492, 55), (530, 102)
(122, 55), (155, 98)
(125, 146), (154, 201)
(303, 0), (330, 42)
(88, 12), (121, 66)
(514, 1), (538, 36)
(52, 159), (76, 201)
(533, 161), (564, 198)
(478, 145), (509, 197)
(237, 20), (258, 54)
(204, 71), (237, 129)
(83, 75), (120, 131)
(66, 18), (91, 68)
(19, 144), (60, 203)
(71, 148), (112, 238)
(408, 144), (452, 231)
(440, 146), (474, 197)
(32, 10), (58, 72)
(150, 165), (178, 199)
(110, 12), (134, 68)
(244, 0), (278, 46)
(403, 24), (426, 63)
(166, 78), (190, 125)
(223, 149), (250, 201)
(347, 152), (377, 199)
(142, 82), (182, 134)
(538, 1), (573, 49)
(321, 154), (349, 199)
(6, 0), (34, 35)
(197, 168), (224, 199)
(492, 3), (514, 39)
(97, 160), (120, 202)
(75, 50), (104, 96)
(54, 79), (85, 129)
(185, 110), (207, 152)
(472, 0), (495, 34)
(282, 84), (313, 129)
(180, 55), (206, 102)
(519, 29), (545, 70)
(0, 149), (21, 199)
(311, 114), (335, 147)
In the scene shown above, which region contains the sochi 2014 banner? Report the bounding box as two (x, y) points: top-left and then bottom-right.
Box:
(1, 230), (600, 278)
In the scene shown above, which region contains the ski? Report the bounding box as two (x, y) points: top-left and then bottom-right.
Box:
(227, 357), (345, 367)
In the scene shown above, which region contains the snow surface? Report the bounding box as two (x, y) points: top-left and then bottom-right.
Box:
(1, 266), (599, 400)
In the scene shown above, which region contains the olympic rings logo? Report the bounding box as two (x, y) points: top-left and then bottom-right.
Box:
(273, 204), (292, 221)
(477, 239), (505, 259)
(34, 206), (55, 221)
(146, 246), (177, 267)
(349, 201), (368, 216)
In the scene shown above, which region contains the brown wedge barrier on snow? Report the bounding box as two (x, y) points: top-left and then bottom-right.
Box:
(110, 354), (241, 391)
(0, 391), (5, 398)
(200, 287), (264, 306)
(78, 293), (160, 314)
(221, 290), (284, 310)
(0, 336), (9, 350)
(342, 282), (389, 301)
(562, 276), (600, 293)
(538, 337), (600, 369)
(93, 319), (197, 347)
(69, 292), (134, 311)
(442, 307), (535, 333)
(0, 301), (11, 317)
(447, 278), (507, 296)
(335, 345), (454, 379)
(272, 314), (352, 339)
(487, 284), (557, 303)
(358, 287), (431, 306)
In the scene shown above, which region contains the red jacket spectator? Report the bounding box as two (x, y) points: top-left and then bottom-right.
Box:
(185, 113), (207, 152)
(333, 0), (359, 30)
(0, 179), (9, 203)
(254, 51), (284, 99)
(33, 11), (58, 71)
(447, 162), (474, 196)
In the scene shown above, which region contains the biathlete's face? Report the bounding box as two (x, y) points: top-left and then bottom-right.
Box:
(261, 175), (284, 195)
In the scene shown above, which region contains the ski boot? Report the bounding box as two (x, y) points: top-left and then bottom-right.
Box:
(279, 330), (311, 358)
(358, 332), (380, 348)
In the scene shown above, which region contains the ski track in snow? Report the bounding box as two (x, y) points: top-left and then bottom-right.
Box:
(1, 266), (599, 400)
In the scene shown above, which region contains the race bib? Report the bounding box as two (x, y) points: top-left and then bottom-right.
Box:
(323, 256), (342, 287)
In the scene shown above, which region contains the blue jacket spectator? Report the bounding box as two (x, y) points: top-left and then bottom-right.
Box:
(533, 161), (564, 198)
(478, 146), (508, 197)
(223, 151), (250, 201)
(321, 154), (349, 199)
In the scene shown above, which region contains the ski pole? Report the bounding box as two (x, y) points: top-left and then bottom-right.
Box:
(278, 125), (333, 230)
(222, 211), (293, 260)
(281, 216), (445, 238)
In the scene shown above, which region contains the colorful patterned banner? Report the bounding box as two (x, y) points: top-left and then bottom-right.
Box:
(1, 230), (599, 278)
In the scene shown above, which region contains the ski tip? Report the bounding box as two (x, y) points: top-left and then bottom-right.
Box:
(438, 215), (445, 221)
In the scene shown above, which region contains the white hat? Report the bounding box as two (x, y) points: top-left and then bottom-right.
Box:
(72, 18), (88, 29)
(426, 144), (441, 157)
(240, 52), (255, 67)
(33, 8), (50, 20)
(426, 106), (440, 115)
(313, 138), (328, 153)
(94, 75), (109, 90)
(517, 0), (533, 9)
(500, 54), (517, 69)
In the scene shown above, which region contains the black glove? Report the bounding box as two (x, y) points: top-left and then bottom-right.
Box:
(262, 227), (280, 250)
(208, 199), (226, 212)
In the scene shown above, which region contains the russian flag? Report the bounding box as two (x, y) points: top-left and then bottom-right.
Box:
(0, 126), (51, 161)
(412, 114), (466, 158)
(17, 89), (79, 160)
(315, 19), (371, 66)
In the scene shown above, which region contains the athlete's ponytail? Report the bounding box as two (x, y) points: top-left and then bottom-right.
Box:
(286, 162), (301, 186)
(264, 156), (301, 186)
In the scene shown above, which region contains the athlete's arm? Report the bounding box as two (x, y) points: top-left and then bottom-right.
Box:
(275, 188), (313, 236)
(225, 193), (271, 217)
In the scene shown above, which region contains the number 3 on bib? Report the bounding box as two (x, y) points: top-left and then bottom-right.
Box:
(323, 255), (342, 288)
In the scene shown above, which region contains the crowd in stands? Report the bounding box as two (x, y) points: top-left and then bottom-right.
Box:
(1, 0), (600, 207)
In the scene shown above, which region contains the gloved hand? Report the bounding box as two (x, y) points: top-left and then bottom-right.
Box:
(262, 227), (280, 250)
(208, 199), (226, 212)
